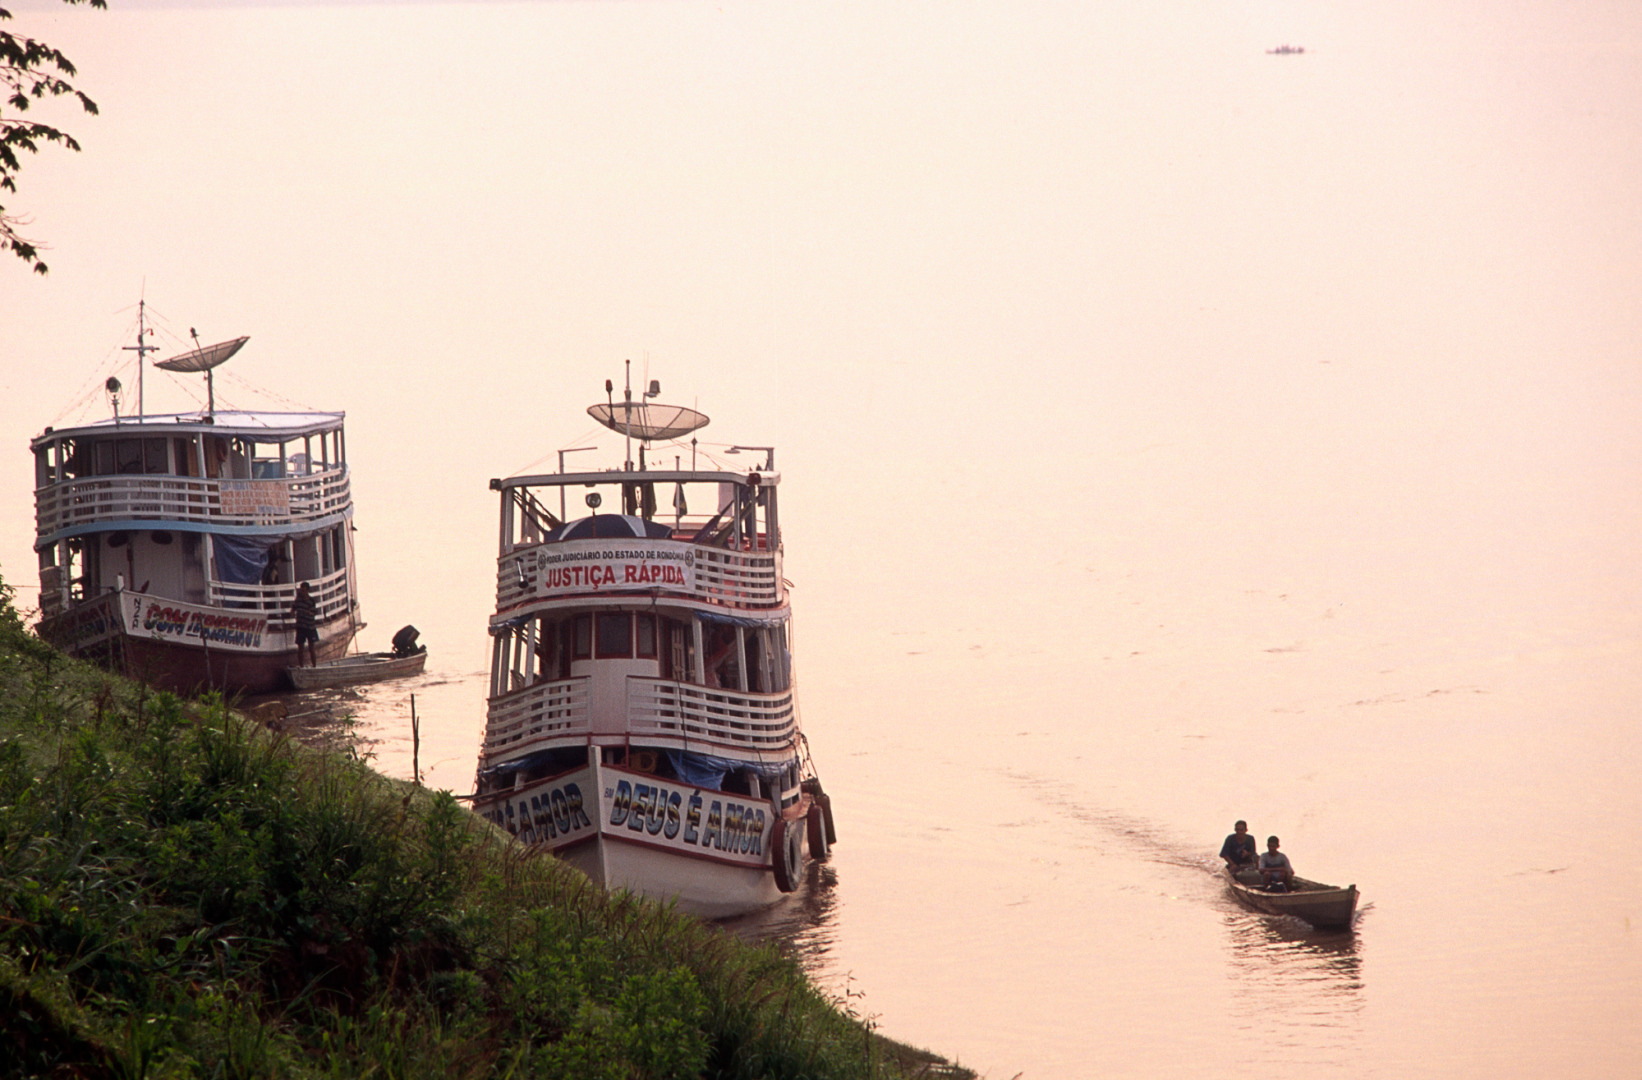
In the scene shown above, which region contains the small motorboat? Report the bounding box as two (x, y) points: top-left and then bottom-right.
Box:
(1225, 866), (1359, 930)
(287, 649), (426, 690)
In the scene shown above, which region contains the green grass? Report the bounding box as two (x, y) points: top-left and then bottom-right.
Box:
(0, 571), (973, 1080)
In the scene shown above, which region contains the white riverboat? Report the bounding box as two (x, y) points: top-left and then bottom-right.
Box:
(30, 311), (361, 694)
(471, 369), (834, 917)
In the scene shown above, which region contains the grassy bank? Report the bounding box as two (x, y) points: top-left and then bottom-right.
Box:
(0, 572), (968, 1080)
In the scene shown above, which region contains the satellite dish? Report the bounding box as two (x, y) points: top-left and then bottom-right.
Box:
(154, 335), (249, 373)
(587, 401), (710, 441)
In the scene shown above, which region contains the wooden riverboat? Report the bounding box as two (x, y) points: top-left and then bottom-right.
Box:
(1226, 866), (1360, 929)
(287, 650), (426, 691)
(470, 365), (835, 917)
(30, 308), (360, 695)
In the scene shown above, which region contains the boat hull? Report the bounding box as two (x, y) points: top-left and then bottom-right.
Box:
(1226, 867), (1359, 929)
(38, 590), (354, 696)
(475, 759), (810, 918)
(287, 651), (426, 691)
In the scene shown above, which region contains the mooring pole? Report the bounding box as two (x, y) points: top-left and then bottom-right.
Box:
(411, 693), (421, 786)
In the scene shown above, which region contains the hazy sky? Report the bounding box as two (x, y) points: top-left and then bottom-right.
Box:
(6, 0), (1639, 660)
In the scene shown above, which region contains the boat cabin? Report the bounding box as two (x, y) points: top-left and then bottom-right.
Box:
(32, 412), (353, 624)
(478, 462), (799, 805)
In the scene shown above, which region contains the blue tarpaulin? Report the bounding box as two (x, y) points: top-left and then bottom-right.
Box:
(213, 534), (278, 585)
(697, 609), (786, 629)
(665, 749), (793, 790)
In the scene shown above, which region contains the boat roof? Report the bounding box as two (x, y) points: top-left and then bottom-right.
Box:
(492, 468), (780, 492)
(33, 409), (345, 448)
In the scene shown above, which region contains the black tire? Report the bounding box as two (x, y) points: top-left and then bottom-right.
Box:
(807, 800), (831, 861)
(772, 816), (804, 892)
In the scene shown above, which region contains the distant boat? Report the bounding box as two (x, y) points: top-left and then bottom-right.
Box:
(1225, 866), (1359, 929)
(1267, 45), (1306, 55)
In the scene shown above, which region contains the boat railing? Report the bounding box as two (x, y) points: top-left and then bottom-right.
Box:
(34, 468), (351, 537)
(208, 566), (353, 628)
(626, 677), (797, 752)
(691, 547), (781, 606)
(495, 540), (780, 610)
(482, 677), (593, 756)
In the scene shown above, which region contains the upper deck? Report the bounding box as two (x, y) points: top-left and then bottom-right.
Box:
(491, 468), (784, 616)
(32, 410), (350, 546)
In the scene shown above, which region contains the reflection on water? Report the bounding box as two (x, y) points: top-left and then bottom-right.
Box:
(719, 861), (843, 975)
(245, 663), (488, 796)
(1221, 907), (1365, 1063)
(243, 686), (367, 756)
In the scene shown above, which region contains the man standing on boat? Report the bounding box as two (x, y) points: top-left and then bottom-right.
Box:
(292, 582), (318, 668)
(1259, 836), (1294, 891)
(1220, 820), (1257, 873)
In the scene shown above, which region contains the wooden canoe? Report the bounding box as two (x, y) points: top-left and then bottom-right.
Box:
(1225, 866), (1359, 930)
(286, 650), (426, 691)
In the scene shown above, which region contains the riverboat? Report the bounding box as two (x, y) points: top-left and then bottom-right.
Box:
(30, 311), (360, 694)
(470, 368), (834, 917)
(1226, 867), (1359, 930)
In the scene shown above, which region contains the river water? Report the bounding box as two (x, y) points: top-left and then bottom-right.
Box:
(6, 2), (1641, 1077)
(278, 446), (1642, 1080)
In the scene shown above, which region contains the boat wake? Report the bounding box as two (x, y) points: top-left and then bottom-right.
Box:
(999, 767), (1223, 877)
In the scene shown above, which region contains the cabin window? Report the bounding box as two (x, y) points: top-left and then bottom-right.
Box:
(531, 617), (568, 681)
(115, 439), (143, 475)
(172, 438), (197, 477)
(572, 614), (593, 660)
(143, 438), (168, 474)
(667, 619), (688, 681)
(704, 623), (740, 689)
(57, 439), (86, 480)
(745, 630), (766, 692)
(249, 442), (284, 479)
(596, 612), (632, 658)
(224, 439), (252, 479)
(635, 614), (657, 659)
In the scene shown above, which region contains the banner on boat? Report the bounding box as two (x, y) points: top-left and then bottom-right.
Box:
(603, 775), (770, 865)
(42, 593), (122, 649)
(487, 766), (771, 867)
(220, 479), (291, 517)
(498, 773), (599, 846)
(125, 594), (269, 651)
(528, 540), (695, 596)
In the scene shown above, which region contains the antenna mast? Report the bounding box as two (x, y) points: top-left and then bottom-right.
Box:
(190, 328), (215, 417)
(623, 359), (634, 472)
(121, 300), (158, 419)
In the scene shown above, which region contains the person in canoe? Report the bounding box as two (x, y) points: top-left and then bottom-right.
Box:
(1220, 820), (1257, 873)
(1259, 835), (1294, 891)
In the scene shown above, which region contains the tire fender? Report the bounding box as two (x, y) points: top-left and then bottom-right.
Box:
(772, 815), (805, 892)
(807, 800), (831, 862)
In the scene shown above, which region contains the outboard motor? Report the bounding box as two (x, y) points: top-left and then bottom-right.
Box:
(390, 625), (425, 658)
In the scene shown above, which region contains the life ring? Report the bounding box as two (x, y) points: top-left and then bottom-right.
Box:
(807, 800), (831, 862)
(772, 816), (805, 892)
